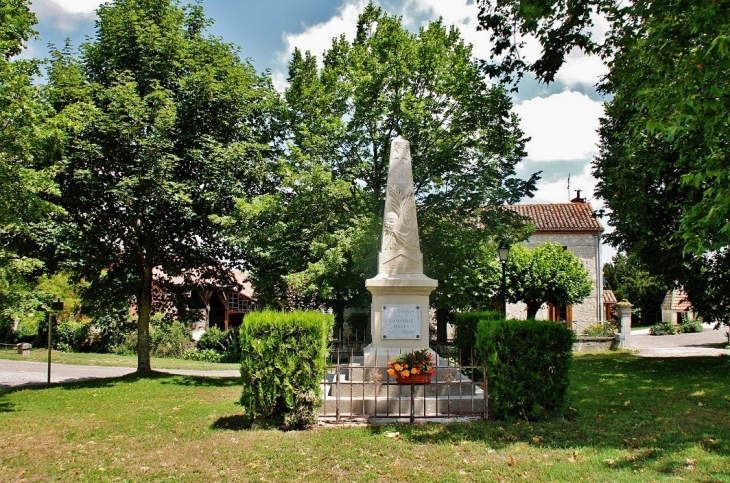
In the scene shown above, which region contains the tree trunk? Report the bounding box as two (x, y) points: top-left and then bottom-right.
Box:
(137, 264), (153, 373)
(332, 301), (345, 339)
(526, 302), (541, 321)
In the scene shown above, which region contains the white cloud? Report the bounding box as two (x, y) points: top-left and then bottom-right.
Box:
(397, 0), (492, 59)
(277, 1), (367, 66)
(47, 0), (102, 14)
(554, 48), (608, 88)
(532, 162), (596, 204)
(513, 91), (604, 162)
(31, 0), (100, 31)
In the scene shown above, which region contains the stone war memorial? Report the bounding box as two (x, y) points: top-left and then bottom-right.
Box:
(364, 136), (438, 366)
(321, 137), (485, 421)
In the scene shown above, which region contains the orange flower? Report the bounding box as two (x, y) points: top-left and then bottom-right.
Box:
(411, 367), (421, 375)
(387, 368), (396, 377)
(401, 370), (411, 377)
(394, 363), (403, 372)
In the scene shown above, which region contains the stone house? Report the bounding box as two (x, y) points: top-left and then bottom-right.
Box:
(505, 200), (604, 330)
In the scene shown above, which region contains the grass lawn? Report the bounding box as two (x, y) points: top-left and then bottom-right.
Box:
(1, 353), (729, 482)
(0, 349), (239, 371)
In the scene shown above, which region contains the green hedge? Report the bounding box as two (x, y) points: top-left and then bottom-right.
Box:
(476, 318), (575, 421)
(240, 310), (333, 429)
(453, 311), (503, 363)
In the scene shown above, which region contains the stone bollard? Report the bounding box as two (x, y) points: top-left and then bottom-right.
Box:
(16, 342), (32, 356)
(615, 300), (633, 348)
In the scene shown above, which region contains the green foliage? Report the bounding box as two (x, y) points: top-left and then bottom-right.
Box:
(196, 326), (241, 363)
(603, 253), (667, 325)
(345, 311), (369, 339)
(453, 311), (503, 363)
(476, 318), (576, 420)
(54, 320), (91, 352)
(182, 349), (222, 363)
(239, 310), (333, 429)
(478, 0), (730, 325)
(230, 4), (536, 314)
(0, 315), (13, 342)
(583, 322), (617, 337)
(45, 0), (282, 371)
(149, 315), (193, 358)
(649, 320), (677, 336)
(678, 318), (704, 334)
(506, 242), (593, 320)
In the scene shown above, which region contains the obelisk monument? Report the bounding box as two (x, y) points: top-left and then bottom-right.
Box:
(364, 136), (438, 366)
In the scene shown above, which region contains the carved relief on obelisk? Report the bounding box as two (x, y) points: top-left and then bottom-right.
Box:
(378, 137), (424, 275)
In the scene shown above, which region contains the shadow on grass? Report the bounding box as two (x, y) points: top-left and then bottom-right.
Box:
(212, 414), (255, 430)
(366, 354), (730, 465)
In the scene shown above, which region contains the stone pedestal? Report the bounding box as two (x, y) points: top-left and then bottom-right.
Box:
(616, 301), (633, 348)
(364, 274), (437, 366)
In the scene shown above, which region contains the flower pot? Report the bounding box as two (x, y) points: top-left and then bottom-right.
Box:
(395, 373), (432, 385)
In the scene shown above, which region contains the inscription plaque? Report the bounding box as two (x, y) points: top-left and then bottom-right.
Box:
(381, 304), (421, 339)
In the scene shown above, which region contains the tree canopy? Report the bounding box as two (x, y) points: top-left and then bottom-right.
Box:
(478, 0), (730, 324)
(228, 4), (538, 320)
(603, 253), (668, 325)
(0, 0), (62, 323)
(505, 242), (593, 320)
(45, 0), (282, 371)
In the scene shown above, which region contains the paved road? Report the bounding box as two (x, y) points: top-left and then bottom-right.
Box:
(1, 325), (728, 388)
(0, 359), (239, 389)
(630, 323), (730, 357)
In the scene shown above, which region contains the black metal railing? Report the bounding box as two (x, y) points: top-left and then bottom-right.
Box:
(320, 346), (487, 423)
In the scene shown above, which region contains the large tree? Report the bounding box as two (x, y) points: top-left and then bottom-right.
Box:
(603, 253), (668, 325)
(505, 242), (593, 320)
(232, 4), (538, 322)
(0, 0), (61, 323)
(478, 0), (730, 324)
(45, 0), (282, 372)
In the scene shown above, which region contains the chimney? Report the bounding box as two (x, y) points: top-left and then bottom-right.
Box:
(571, 190), (585, 203)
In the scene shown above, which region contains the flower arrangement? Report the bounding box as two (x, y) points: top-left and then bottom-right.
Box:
(387, 349), (436, 378)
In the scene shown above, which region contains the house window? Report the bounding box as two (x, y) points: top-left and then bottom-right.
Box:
(228, 292), (255, 313)
(549, 304), (572, 327)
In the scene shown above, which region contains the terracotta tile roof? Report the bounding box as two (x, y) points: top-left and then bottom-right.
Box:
(506, 202), (603, 232)
(661, 288), (691, 311)
(602, 290), (618, 304)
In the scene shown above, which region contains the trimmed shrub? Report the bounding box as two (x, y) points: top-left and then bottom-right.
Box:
(476, 318), (575, 421)
(453, 311), (503, 363)
(240, 310), (333, 429)
(649, 320), (677, 336)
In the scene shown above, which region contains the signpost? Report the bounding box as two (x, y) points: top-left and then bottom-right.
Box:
(46, 299), (64, 384)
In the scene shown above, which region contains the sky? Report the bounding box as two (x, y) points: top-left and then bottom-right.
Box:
(27, 0), (616, 261)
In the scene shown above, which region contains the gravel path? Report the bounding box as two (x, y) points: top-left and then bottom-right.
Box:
(2, 325), (728, 388)
(0, 359), (238, 389)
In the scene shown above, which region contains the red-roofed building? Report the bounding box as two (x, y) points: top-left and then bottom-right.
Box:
(505, 201), (604, 329)
(661, 288), (695, 325)
(152, 267), (256, 331)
